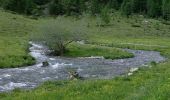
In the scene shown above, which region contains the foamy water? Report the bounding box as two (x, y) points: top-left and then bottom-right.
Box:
(0, 42), (166, 92)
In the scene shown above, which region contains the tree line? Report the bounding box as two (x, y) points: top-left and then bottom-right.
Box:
(0, 0), (169, 20)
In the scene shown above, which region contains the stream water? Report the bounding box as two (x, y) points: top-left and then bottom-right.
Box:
(0, 42), (165, 92)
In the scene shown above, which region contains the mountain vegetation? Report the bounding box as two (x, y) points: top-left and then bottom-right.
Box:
(0, 0), (169, 20)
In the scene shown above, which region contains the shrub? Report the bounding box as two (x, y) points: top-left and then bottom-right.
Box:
(33, 18), (87, 56)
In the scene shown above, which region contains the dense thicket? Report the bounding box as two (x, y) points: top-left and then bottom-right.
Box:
(0, 0), (169, 20)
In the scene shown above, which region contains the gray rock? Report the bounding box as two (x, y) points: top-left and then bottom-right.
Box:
(42, 61), (49, 67)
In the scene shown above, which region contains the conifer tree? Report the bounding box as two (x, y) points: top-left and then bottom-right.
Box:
(162, 0), (170, 20)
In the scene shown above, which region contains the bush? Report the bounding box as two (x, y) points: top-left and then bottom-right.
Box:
(150, 61), (157, 66)
(131, 24), (141, 27)
(100, 6), (111, 25)
(33, 17), (87, 56)
(162, 20), (170, 25)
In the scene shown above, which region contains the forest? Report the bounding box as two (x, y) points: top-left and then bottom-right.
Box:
(0, 0), (170, 20)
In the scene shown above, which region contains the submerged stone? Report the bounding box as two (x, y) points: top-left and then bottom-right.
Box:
(42, 61), (49, 67)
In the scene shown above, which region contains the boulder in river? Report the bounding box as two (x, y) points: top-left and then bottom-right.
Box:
(42, 61), (49, 67)
(68, 71), (83, 80)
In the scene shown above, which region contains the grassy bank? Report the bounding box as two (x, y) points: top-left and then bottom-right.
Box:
(65, 43), (134, 59)
(0, 61), (170, 100)
(0, 10), (36, 68)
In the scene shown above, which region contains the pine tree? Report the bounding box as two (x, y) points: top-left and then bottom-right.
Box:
(109, 0), (119, 10)
(131, 0), (147, 14)
(49, 0), (64, 15)
(147, 0), (162, 17)
(101, 5), (111, 25)
(2, 0), (35, 15)
(121, 0), (133, 17)
(162, 0), (170, 20)
(90, 0), (101, 15)
(63, 0), (86, 16)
